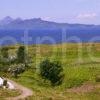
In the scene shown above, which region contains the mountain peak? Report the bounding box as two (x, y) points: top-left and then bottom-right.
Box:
(0, 16), (14, 25)
(14, 17), (23, 22)
(3, 16), (13, 21)
(31, 18), (42, 22)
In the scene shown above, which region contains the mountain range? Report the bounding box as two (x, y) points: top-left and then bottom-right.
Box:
(0, 16), (100, 45)
(0, 16), (99, 30)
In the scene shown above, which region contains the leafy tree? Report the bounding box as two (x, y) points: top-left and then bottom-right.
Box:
(1, 47), (9, 60)
(17, 46), (27, 63)
(39, 59), (64, 86)
(0, 47), (9, 72)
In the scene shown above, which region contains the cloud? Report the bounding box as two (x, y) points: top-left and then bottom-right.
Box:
(76, 13), (97, 19)
(42, 17), (53, 21)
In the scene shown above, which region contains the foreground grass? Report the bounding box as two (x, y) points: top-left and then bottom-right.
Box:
(26, 88), (100, 100)
(13, 63), (100, 100)
(1, 43), (100, 99)
(0, 89), (21, 100)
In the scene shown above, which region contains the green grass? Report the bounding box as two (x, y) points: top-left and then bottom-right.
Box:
(1, 43), (100, 99)
(0, 89), (21, 100)
(13, 64), (100, 100)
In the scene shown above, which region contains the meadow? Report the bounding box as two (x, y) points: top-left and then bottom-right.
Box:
(0, 43), (100, 100)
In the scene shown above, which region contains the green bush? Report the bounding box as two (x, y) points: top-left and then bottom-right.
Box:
(11, 64), (26, 78)
(39, 59), (64, 86)
(17, 46), (27, 63)
(0, 47), (9, 59)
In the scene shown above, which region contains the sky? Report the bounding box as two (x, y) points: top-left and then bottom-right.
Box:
(0, 0), (100, 24)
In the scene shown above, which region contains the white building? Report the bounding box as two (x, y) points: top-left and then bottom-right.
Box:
(0, 77), (3, 86)
(0, 77), (14, 89)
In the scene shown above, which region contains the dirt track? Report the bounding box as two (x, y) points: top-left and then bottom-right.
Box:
(6, 80), (33, 100)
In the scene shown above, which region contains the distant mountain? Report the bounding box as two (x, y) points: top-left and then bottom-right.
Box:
(0, 16), (14, 26)
(0, 16), (100, 30)
(0, 17), (100, 45)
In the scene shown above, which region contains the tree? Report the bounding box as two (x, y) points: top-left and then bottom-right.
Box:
(1, 47), (9, 60)
(17, 46), (27, 63)
(0, 47), (9, 72)
(39, 59), (64, 86)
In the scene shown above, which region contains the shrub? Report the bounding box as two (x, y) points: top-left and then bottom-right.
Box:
(39, 59), (64, 86)
(17, 46), (27, 63)
(0, 47), (9, 59)
(11, 64), (26, 78)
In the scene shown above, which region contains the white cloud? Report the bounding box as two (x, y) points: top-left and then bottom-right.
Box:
(76, 13), (97, 19)
(42, 17), (53, 21)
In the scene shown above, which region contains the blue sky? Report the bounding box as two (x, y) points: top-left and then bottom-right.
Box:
(0, 0), (100, 24)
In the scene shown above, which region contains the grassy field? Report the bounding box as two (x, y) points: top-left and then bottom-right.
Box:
(0, 43), (100, 99)
(12, 64), (100, 100)
(7, 43), (99, 100)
